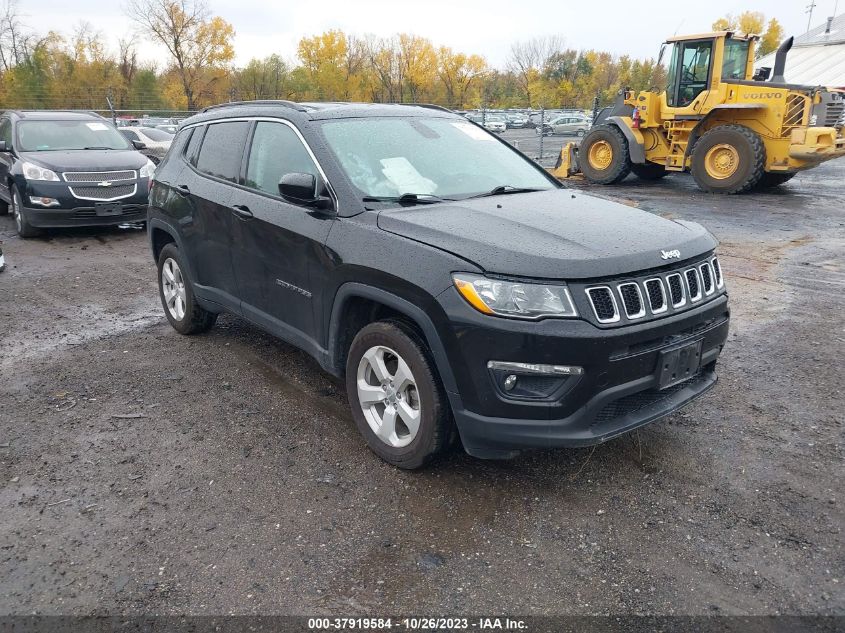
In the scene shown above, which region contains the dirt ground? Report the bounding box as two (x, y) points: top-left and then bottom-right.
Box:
(0, 156), (842, 618)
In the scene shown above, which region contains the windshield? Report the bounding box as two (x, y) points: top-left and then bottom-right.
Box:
(320, 117), (556, 200)
(17, 120), (130, 151)
(139, 127), (173, 141)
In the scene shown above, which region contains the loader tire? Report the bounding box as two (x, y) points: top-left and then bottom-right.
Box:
(756, 172), (796, 189)
(690, 125), (765, 194)
(631, 162), (669, 180)
(579, 124), (631, 185)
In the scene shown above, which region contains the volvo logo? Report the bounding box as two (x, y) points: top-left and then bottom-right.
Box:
(661, 249), (681, 260)
(97, 181), (113, 187)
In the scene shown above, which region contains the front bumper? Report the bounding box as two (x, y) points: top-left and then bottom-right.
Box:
(21, 181), (149, 228)
(436, 289), (730, 458)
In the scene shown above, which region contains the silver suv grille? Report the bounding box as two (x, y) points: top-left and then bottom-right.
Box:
(63, 170), (137, 183)
(584, 256), (724, 325)
(68, 184), (137, 201)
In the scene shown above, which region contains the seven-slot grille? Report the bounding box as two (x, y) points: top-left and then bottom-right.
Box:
(584, 257), (723, 325)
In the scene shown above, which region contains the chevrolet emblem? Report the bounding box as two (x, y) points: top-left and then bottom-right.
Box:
(97, 181), (113, 187)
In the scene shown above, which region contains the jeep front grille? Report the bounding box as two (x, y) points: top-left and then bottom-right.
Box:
(618, 282), (645, 319)
(63, 170), (137, 183)
(583, 257), (724, 325)
(586, 287), (619, 323)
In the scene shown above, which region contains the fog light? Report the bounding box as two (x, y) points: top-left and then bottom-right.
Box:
(487, 361), (584, 400)
(29, 196), (60, 207)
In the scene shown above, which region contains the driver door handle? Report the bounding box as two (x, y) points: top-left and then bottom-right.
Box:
(231, 204), (254, 220)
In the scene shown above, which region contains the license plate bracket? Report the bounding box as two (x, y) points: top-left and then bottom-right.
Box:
(657, 340), (703, 390)
(95, 202), (122, 216)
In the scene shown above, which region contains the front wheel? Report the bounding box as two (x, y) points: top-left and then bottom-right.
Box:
(10, 185), (42, 238)
(579, 124), (631, 184)
(345, 321), (452, 469)
(756, 172), (796, 189)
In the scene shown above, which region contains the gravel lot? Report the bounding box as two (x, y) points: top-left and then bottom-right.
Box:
(0, 145), (842, 618)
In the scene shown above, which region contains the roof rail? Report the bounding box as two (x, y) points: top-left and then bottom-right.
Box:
(201, 100), (309, 113)
(393, 103), (454, 113)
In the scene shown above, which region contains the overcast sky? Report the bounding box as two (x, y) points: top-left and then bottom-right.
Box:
(25, 0), (842, 69)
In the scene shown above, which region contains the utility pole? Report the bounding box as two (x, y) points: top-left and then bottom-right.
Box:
(806, 1), (817, 32)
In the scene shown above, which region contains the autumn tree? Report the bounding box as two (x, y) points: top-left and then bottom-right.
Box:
(125, 0), (234, 109)
(507, 35), (565, 106)
(0, 0), (35, 71)
(712, 11), (785, 57)
(234, 55), (290, 100)
(437, 47), (486, 109)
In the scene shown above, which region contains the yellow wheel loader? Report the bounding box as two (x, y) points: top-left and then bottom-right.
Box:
(550, 32), (845, 193)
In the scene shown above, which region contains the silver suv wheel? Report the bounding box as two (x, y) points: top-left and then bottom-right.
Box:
(356, 345), (421, 448)
(161, 257), (187, 321)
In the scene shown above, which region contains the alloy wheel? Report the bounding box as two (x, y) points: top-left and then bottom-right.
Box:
(356, 345), (421, 448)
(161, 257), (187, 321)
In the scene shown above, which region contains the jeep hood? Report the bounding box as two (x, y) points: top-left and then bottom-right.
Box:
(376, 189), (717, 279)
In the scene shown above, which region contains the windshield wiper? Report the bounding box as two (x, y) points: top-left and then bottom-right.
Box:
(362, 193), (454, 206)
(465, 185), (547, 199)
(82, 146), (115, 150)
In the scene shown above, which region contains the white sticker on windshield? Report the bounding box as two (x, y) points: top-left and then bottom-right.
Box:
(379, 157), (437, 194)
(86, 122), (110, 131)
(451, 121), (493, 141)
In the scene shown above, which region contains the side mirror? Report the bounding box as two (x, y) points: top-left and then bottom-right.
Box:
(278, 172), (333, 210)
(0, 140), (7, 152)
(132, 140), (147, 150)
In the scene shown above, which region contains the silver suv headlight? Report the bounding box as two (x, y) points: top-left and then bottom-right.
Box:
(453, 273), (578, 319)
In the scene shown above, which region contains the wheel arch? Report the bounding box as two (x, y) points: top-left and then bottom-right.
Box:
(604, 116), (646, 164)
(326, 282), (459, 395)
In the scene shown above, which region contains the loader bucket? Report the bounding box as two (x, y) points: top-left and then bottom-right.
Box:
(548, 142), (581, 179)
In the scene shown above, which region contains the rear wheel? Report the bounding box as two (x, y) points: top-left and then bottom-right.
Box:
(631, 162), (669, 181)
(157, 243), (217, 335)
(756, 172), (796, 188)
(690, 124), (765, 194)
(346, 321), (452, 469)
(579, 124), (631, 184)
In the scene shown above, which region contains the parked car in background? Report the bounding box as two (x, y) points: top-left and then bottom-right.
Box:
(481, 114), (507, 134)
(537, 115), (591, 137)
(118, 126), (173, 163)
(505, 113), (529, 128)
(0, 110), (154, 237)
(148, 101), (729, 469)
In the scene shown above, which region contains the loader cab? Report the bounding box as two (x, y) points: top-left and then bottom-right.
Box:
(663, 33), (757, 108)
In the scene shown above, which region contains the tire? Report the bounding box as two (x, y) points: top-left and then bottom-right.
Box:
(345, 320), (452, 469)
(10, 185), (42, 238)
(690, 124), (765, 194)
(157, 243), (216, 335)
(756, 172), (796, 189)
(579, 124), (631, 184)
(0, 196), (8, 216)
(631, 162), (669, 180)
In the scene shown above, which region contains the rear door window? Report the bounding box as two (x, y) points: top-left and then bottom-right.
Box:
(195, 121), (250, 182)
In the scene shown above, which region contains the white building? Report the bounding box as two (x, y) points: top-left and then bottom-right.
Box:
(756, 14), (845, 88)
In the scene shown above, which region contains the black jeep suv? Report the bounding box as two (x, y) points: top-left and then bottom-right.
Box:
(0, 111), (155, 237)
(148, 101), (730, 469)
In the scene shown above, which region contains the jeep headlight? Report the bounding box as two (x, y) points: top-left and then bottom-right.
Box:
(139, 159), (156, 179)
(21, 161), (60, 182)
(453, 273), (578, 319)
